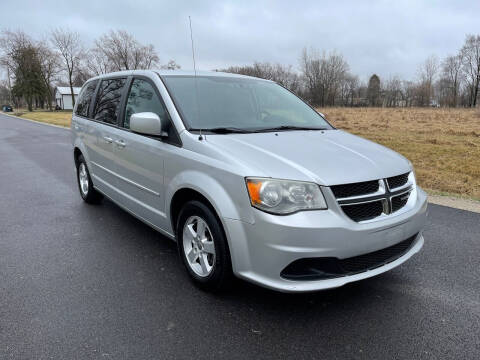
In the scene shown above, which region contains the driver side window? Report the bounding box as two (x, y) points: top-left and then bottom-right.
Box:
(124, 79), (168, 129)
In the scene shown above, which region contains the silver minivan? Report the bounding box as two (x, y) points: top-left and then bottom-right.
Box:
(72, 70), (427, 292)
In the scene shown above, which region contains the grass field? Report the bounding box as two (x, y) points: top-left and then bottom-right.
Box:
(5, 107), (480, 199)
(318, 107), (480, 200)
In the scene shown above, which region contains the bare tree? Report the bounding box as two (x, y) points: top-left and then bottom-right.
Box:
(51, 28), (84, 106)
(224, 62), (301, 94)
(417, 55), (438, 106)
(440, 54), (463, 107)
(300, 48), (349, 106)
(384, 76), (403, 107)
(37, 42), (61, 110)
(460, 34), (480, 107)
(86, 46), (112, 75)
(93, 30), (159, 72)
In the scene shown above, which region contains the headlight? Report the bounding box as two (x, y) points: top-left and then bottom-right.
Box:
(245, 177), (327, 214)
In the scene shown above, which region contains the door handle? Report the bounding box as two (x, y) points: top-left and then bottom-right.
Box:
(115, 139), (126, 148)
(103, 136), (113, 143)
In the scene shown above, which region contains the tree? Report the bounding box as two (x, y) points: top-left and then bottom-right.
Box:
(51, 28), (84, 107)
(37, 42), (61, 110)
(86, 46), (112, 75)
(417, 55), (438, 106)
(0, 30), (46, 111)
(300, 48), (349, 106)
(384, 76), (403, 107)
(367, 74), (381, 106)
(92, 30), (159, 72)
(440, 54), (463, 107)
(460, 34), (480, 107)
(162, 59), (181, 70)
(223, 62), (300, 94)
(11, 45), (46, 111)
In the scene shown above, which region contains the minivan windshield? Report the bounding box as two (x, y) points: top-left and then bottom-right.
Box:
(161, 75), (332, 133)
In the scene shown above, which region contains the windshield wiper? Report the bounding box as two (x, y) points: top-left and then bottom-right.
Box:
(255, 125), (329, 132)
(189, 127), (255, 134)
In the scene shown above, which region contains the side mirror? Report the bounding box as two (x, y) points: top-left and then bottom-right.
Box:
(130, 112), (167, 137)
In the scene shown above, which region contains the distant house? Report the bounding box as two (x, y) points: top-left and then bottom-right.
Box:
(55, 87), (81, 110)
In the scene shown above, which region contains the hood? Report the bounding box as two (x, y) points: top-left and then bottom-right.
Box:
(204, 130), (411, 185)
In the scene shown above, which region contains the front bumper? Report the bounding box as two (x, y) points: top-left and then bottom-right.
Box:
(223, 187), (428, 292)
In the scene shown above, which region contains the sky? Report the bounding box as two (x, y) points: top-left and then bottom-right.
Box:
(2, 0), (479, 82)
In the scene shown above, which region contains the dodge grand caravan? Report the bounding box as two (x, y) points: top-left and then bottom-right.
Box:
(72, 70), (427, 292)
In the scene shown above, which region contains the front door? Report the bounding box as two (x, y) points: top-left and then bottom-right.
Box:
(112, 77), (172, 230)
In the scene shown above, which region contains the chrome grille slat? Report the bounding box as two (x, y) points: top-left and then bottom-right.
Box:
(330, 172), (412, 223)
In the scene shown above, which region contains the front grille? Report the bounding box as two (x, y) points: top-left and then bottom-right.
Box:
(341, 201), (384, 222)
(391, 191), (411, 212)
(331, 180), (379, 199)
(387, 172), (409, 189)
(280, 234), (418, 280)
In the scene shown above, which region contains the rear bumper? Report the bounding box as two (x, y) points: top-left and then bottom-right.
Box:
(223, 187), (428, 292)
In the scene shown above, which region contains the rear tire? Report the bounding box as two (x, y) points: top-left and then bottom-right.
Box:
(76, 154), (103, 204)
(176, 200), (233, 291)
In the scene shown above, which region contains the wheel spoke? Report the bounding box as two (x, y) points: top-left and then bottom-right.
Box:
(186, 248), (197, 264)
(196, 220), (206, 240)
(184, 224), (196, 241)
(202, 240), (215, 254)
(199, 253), (209, 274)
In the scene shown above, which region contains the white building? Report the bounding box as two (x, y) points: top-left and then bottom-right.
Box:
(55, 87), (81, 110)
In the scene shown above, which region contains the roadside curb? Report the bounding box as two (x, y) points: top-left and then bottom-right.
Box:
(1, 112), (70, 130)
(428, 195), (480, 214)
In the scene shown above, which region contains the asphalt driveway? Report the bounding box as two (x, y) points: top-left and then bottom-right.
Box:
(0, 113), (479, 359)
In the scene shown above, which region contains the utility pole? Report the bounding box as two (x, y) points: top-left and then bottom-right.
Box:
(6, 65), (13, 105)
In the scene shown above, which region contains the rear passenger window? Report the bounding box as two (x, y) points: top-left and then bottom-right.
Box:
(94, 78), (126, 125)
(75, 80), (98, 118)
(124, 79), (168, 129)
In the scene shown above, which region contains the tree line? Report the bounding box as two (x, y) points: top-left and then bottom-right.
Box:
(1, 28), (478, 110)
(0, 28), (180, 111)
(222, 34), (480, 108)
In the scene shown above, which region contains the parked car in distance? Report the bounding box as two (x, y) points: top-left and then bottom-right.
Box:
(2, 105), (13, 112)
(71, 70), (428, 292)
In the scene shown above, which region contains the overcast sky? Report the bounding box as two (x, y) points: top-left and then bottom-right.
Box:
(2, 0), (479, 81)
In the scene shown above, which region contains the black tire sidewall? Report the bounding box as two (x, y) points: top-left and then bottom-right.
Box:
(176, 200), (232, 290)
(76, 155), (102, 203)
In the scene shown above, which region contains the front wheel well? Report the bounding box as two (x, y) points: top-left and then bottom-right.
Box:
(73, 147), (82, 167)
(170, 188), (219, 236)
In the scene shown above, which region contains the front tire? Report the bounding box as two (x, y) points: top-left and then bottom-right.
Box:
(177, 200), (233, 291)
(76, 154), (103, 204)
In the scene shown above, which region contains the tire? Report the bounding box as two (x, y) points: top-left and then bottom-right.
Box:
(176, 200), (233, 291)
(76, 154), (103, 204)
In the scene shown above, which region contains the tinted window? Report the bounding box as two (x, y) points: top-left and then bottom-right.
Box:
(94, 78), (126, 125)
(124, 79), (167, 129)
(75, 80), (98, 117)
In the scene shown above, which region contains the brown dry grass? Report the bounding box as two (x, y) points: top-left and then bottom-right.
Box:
(317, 107), (480, 200)
(13, 109), (72, 127)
